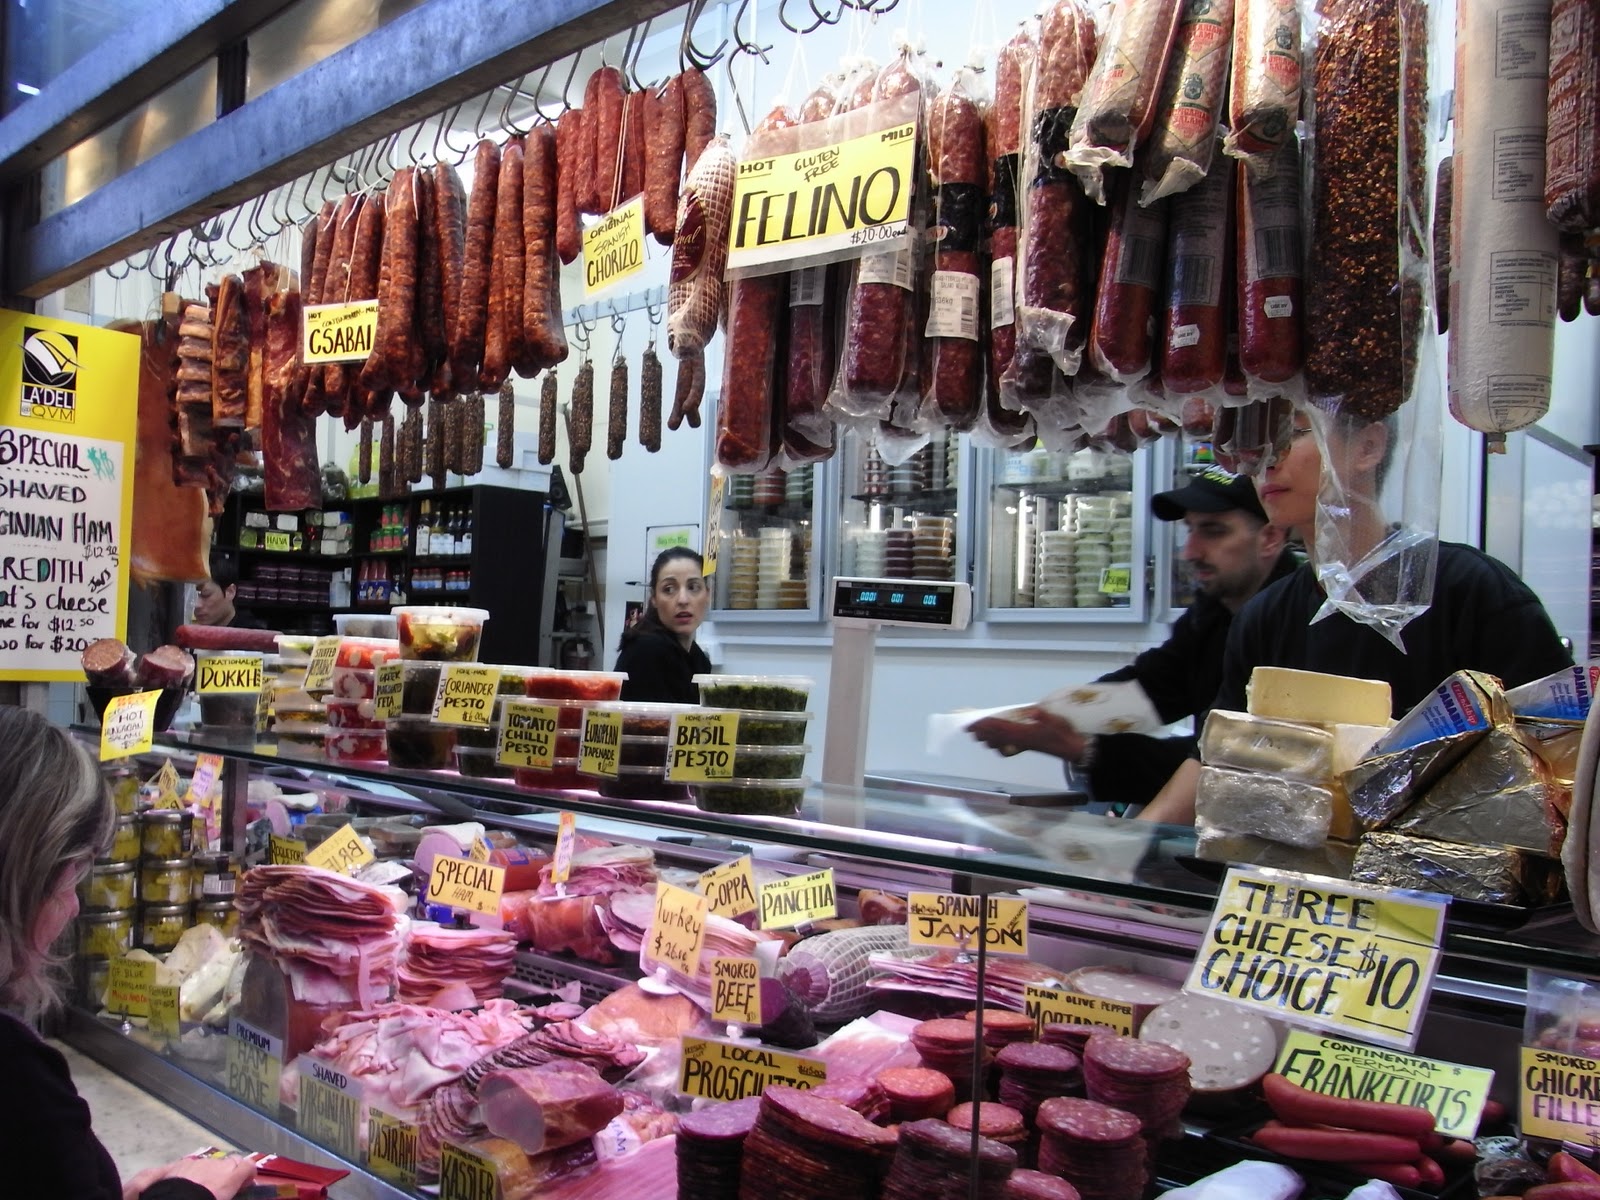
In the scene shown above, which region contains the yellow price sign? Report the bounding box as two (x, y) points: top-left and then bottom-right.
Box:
(679, 1036), (826, 1102)
(303, 299), (379, 364)
(197, 654), (263, 694)
(302, 636), (341, 693)
(255, 681), (272, 734)
(644, 881), (708, 979)
(106, 956), (156, 1016)
(188, 753), (224, 803)
(1099, 566), (1132, 595)
(226, 1018), (283, 1113)
(667, 711), (740, 783)
(908, 893), (1030, 956)
(263, 530), (293, 552)
(148, 984), (181, 1040)
(1024, 984), (1136, 1038)
(703, 474), (726, 578)
(100, 690), (159, 761)
(758, 868), (837, 930)
(700, 855), (758, 919)
(304, 823), (373, 876)
(372, 661), (404, 719)
(297, 1056), (362, 1161)
(582, 194), (647, 298)
(152, 759), (184, 810)
(711, 956), (762, 1026)
(550, 812), (577, 885)
(497, 701), (559, 769)
(470, 835), (492, 863)
(579, 709), (623, 778)
(268, 834), (307, 865)
(432, 664), (501, 726)
(439, 1141), (502, 1200)
(426, 855), (506, 916)
(367, 1107), (419, 1188)
(1278, 1030), (1493, 1139)
(1183, 867), (1448, 1051)
(1521, 1045), (1600, 1146)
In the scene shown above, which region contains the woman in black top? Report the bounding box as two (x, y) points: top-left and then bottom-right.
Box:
(615, 547), (712, 703)
(0, 707), (256, 1200)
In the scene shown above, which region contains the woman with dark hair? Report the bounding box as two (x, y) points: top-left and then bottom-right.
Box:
(614, 547), (712, 703)
(0, 707), (256, 1199)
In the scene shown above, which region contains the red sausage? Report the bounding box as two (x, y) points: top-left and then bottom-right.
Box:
(643, 75), (685, 244)
(1250, 1120), (1425, 1164)
(1089, 174), (1169, 381)
(1526, 1185), (1600, 1200)
(1161, 142), (1233, 395)
(1346, 1161), (1424, 1189)
(1549, 1153), (1600, 1184)
(1261, 1074), (1438, 1139)
(920, 86), (987, 428)
(554, 108), (585, 266)
(1237, 139), (1303, 383)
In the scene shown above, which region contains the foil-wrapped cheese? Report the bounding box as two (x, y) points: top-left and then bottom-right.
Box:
(1200, 711), (1336, 781)
(1351, 831), (1565, 905)
(1195, 766), (1334, 849)
(1392, 728), (1565, 855)
(1195, 823), (1357, 878)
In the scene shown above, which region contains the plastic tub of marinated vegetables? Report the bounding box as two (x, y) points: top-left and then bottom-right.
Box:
(385, 715), (456, 769)
(456, 667), (537, 751)
(394, 606), (489, 662)
(693, 674), (814, 712)
(523, 668), (627, 702)
(692, 776), (811, 816)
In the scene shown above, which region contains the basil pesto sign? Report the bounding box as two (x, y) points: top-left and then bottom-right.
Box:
(0, 312), (138, 681)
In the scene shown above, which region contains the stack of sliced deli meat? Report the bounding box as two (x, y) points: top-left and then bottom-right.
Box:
(398, 923), (516, 1005)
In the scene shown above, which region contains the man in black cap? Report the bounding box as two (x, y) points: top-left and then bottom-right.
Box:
(970, 466), (1297, 812)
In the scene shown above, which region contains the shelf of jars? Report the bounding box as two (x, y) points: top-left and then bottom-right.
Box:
(837, 429), (964, 587)
(714, 463), (820, 614)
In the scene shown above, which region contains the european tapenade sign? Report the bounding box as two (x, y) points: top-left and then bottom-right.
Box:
(0, 312), (137, 681)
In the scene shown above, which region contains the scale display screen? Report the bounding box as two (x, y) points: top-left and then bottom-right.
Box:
(832, 578), (962, 627)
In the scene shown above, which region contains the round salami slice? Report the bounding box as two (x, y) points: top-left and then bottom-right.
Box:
(899, 1116), (1017, 1171)
(878, 1067), (957, 1121)
(1034, 1098), (1142, 1145)
(1006, 1169), (1082, 1199)
(913, 1018), (984, 1053)
(966, 1008), (1038, 1047)
(997, 1041), (1081, 1076)
(679, 1095), (762, 1143)
(947, 1101), (1028, 1142)
(812, 1077), (891, 1121)
(1083, 1032), (1190, 1079)
(762, 1085), (899, 1152)
(1137, 994), (1278, 1093)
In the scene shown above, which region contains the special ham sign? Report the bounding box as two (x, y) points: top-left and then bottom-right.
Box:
(0, 313), (137, 681)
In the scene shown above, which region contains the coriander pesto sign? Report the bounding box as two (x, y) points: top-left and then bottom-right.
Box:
(0, 312), (138, 681)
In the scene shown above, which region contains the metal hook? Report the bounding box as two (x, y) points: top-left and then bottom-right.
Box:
(498, 72), (531, 135)
(779, 0), (830, 35)
(221, 203), (250, 253)
(559, 52), (584, 114)
(570, 317), (591, 357)
(105, 256), (131, 281)
(726, 0), (773, 136)
(433, 100), (468, 162)
(626, 16), (656, 89)
(407, 118), (430, 166)
(380, 129), (405, 182)
(680, 0), (728, 72)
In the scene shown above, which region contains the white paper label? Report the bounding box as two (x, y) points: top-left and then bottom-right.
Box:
(1263, 295), (1295, 319)
(990, 256), (1017, 329)
(1171, 323), (1202, 349)
(858, 245), (915, 291)
(789, 266), (825, 307)
(926, 271), (981, 341)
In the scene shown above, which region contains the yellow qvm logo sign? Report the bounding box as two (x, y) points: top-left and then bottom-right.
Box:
(20, 327), (79, 423)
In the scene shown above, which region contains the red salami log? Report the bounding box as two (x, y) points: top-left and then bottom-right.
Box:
(433, 161), (469, 390)
(453, 138), (500, 390)
(522, 124), (569, 373)
(986, 32), (1037, 439)
(481, 135), (524, 389)
(621, 88), (646, 203)
(136, 645), (197, 688)
(362, 166), (417, 393)
(1545, 0), (1600, 234)
(1160, 144), (1233, 396)
(176, 625), (281, 652)
(1140, 0), (1235, 203)
(920, 82), (987, 428)
(716, 275), (783, 472)
(555, 109), (585, 265)
(681, 68), (718, 177)
(590, 66), (627, 214)
(1236, 139), (1302, 384)
(644, 75), (686, 244)
(83, 639), (137, 687)
(784, 80), (843, 444)
(1089, 175), (1169, 382)
(1225, 0), (1303, 169)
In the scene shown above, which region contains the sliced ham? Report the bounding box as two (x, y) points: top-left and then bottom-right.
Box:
(398, 923), (516, 1005)
(477, 1060), (624, 1155)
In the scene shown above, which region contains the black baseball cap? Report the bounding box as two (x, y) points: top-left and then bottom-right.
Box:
(1151, 466), (1267, 523)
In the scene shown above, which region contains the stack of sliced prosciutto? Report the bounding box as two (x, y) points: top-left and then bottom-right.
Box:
(498, 843), (661, 966)
(399, 923), (517, 1005)
(236, 865), (407, 1006)
(599, 891), (780, 1011)
(536, 844), (657, 895)
(867, 947), (1064, 1011)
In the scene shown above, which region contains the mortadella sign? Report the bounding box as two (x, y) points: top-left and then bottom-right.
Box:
(0, 312), (137, 681)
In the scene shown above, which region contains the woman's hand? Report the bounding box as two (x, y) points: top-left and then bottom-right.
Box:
(969, 707), (1088, 763)
(122, 1154), (256, 1200)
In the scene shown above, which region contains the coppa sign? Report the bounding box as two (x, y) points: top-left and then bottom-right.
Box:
(679, 1036), (826, 1102)
(908, 892), (1030, 956)
(1024, 984), (1136, 1038)
(1521, 1046), (1600, 1145)
(303, 300), (378, 364)
(1183, 867), (1448, 1051)
(700, 855), (758, 919)
(426, 855), (506, 916)
(432, 665), (501, 726)
(1278, 1029), (1493, 1139)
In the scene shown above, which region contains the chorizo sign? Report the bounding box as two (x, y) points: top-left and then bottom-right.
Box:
(583, 195), (647, 298)
(1183, 867), (1448, 1051)
(303, 301), (378, 364)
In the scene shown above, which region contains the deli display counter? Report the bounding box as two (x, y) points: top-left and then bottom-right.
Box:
(60, 727), (1593, 1199)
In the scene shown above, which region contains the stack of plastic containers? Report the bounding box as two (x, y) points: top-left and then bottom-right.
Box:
(195, 649), (264, 735)
(594, 701), (699, 800)
(512, 668), (626, 791)
(324, 635), (400, 764)
(269, 635), (324, 754)
(691, 674), (813, 815)
(454, 665), (535, 779)
(380, 606), (489, 769)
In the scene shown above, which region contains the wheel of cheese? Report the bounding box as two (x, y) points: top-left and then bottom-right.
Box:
(1137, 994), (1279, 1093)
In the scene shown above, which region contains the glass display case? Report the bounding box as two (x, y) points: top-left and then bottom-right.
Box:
(835, 430), (966, 586)
(979, 440), (1153, 621)
(712, 461), (824, 616)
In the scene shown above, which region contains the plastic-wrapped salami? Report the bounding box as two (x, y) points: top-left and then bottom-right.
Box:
(917, 67), (988, 430)
(1089, 175), (1169, 383)
(1224, 0), (1303, 172)
(666, 135), (736, 431)
(1544, 0), (1599, 235)
(784, 77), (844, 446)
(1160, 141), (1233, 398)
(1236, 139), (1303, 391)
(1139, 0), (1235, 204)
(1066, 0), (1186, 203)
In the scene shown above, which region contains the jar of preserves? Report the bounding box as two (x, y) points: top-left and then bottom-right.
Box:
(106, 770), (141, 815)
(139, 811), (192, 860)
(138, 903), (191, 952)
(104, 815), (140, 864)
(77, 909), (135, 960)
(193, 851), (237, 902)
(193, 901), (239, 937)
(79, 863), (137, 911)
(139, 859), (194, 905)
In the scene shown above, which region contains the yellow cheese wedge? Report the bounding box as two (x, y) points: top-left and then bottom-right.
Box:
(1246, 666), (1392, 727)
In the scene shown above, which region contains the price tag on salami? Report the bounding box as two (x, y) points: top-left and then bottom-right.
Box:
(439, 1141), (502, 1200)
(188, 753), (224, 803)
(700, 855), (758, 919)
(106, 956), (156, 1016)
(367, 1106), (419, 1188)
(1184, 867), (1448, 1051)
(304, 823), (373, 876)
(1521, 1045), (1600, 1145)
(758, 868), (837, 930)
(667, 711), (740, 783)
(431, 664), (501, 726)
(496, 701), (559, 769)
(711, 956), (762, 1026)
(909, 892), (1030, 956)
(578, 709), (623, 778)
(297, 1055), (362, 1161)
(703, 474), (726, 578)
(197, 654), (263, 694)
(148, 984), (181, 1040)
(225, 1017), (283, 1113)
(268, 834), (307, 865)
(99, 690), (159, 761)
(645, 881), (708, 979)
(302, 636), (341, 694)
(679, 1036), (827, 1102)
(303, 299), (379, 364)
(1278, 1029), (1493, 1138)
(550, 811), (577, 885)
(582, 194), (647, 298)
(372, 661), (404, 720)
(426, 855), (505, 916)
(152, 759), (184, 809)
(1024, 983), (1136, 1038)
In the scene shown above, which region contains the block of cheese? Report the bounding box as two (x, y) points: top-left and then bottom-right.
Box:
(1195, 765), (1333, 849)
(1200, 710), (1336, 781)
(1331, 723), (1390, 774)
(1246, 667), (1392, 727)
(1195, 823), (1358, 878)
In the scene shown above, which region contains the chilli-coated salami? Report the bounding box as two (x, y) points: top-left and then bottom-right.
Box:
(497, 383), (516, 469)
(570, 358), (595, 474)
(607, 358), (628, 460)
